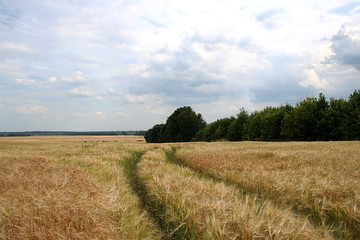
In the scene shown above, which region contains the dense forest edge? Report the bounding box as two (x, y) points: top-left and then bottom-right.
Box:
(0, 131), (145, 137)
(145, 89), (360, 142)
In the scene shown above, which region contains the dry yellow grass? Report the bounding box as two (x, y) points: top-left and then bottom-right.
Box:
(138, 147), (332, 239)
(0, 136), (161, 240)
(176, 141), (360, 238)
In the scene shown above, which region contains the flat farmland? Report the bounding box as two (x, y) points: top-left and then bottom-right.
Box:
(0, 137), (359, 239)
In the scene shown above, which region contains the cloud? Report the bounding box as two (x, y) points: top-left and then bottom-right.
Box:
(0, 42), (35, 54)
(126, 35), (251, 105)
(68, 87), (92, 97)
(256, 9), (285, 29)
(125, 94), (147, 103)
(107, 88), (116, 95)
(300, 69), (328, 89)
(125, 93), (163, 105)
(329, 24), (360, 70)
(15, 78), (36, 84)
(249, 53), (315, 104)
(50, 71), (88, 86)
(96, 111), (107, 120)
(14, 105), (48, 114)
(330, 2), (360, 16)
(115, 112), (128, 117)
(145, 108), (166, 115)
(61, 71), (87, 84)
(48, 77), (57, 82)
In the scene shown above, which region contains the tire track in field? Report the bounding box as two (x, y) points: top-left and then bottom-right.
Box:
(165, 147), (355, 240)
(123, 150), (196, 240)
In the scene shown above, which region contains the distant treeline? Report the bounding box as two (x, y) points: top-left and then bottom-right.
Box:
(0, 131), (145, 137)
(145, 90), (360, 142)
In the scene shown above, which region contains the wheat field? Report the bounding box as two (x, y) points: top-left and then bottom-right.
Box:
(0, 136), (160, 240)
(0, 137), (359, 239)
(177, 141), (360, 239)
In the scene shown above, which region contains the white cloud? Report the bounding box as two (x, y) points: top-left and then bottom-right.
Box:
(61, 71), (86, 84)
(115, 111), (128, 117)
(68, 87), (92, 97)
(125, 94), (147, 103)
(15, 78), (36, 84)
(49, 71), (88, 86)
(300, 69), (328, 89)
(145, 107), (166, 115)
(96, 111), (107, 120)
(0, 42), (35, 53)
(125, 93), (164, 105)
(48, 77), (57, 82)
(14, 105), (48, 114)
(108, 88), (115, 94)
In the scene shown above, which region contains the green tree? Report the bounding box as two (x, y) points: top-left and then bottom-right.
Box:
(163, 106), (206, 142)
(144, 124), (165, 143)
(322, 98), (348, 140)
(247, 111), (264, 141)
(345, 90), (360, 139)
(226, 109), (248, 141)
(261, 105), (293, 141)
(216, 117), (235, 140)
(200, 117), (235, 142)
(281, 93), (329, 141)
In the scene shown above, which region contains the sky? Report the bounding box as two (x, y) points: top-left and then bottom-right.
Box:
(0, 0), (360, 131)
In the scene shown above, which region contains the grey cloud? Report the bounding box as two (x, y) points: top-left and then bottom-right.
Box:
(125, 32), (268, 107)
(129, 75), (223, 105)
(330, 25), (360, 70)
(127, 37), (228, 105)
(250, 54), (314, 104)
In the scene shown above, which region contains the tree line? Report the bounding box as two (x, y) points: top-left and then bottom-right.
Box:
(145, 90), (360, 142)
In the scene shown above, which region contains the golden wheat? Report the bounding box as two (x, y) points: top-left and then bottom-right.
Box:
(138, 147), (331, 239)
(0, 136), (161, 240)
(2, 137), (358, 239)
(176, 141), (360, 238)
